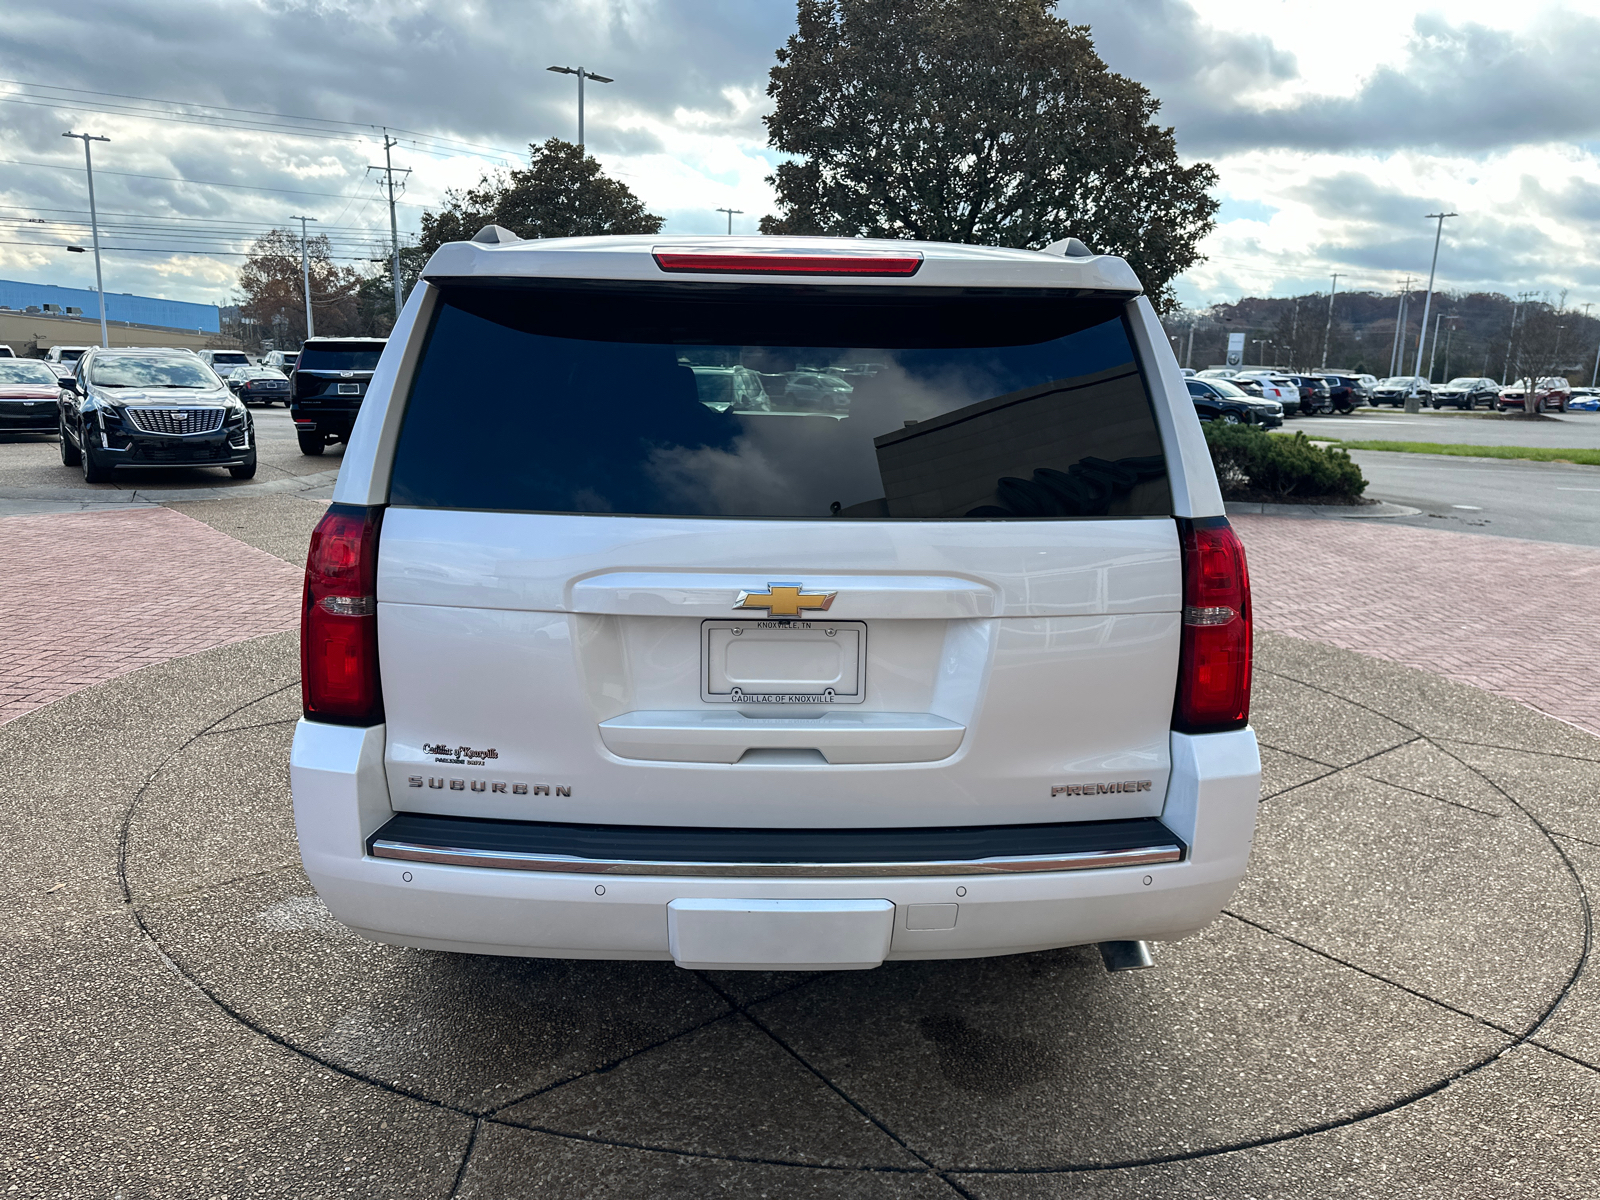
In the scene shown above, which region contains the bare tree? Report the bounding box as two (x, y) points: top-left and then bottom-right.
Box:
(1508, 299), (1568, 414)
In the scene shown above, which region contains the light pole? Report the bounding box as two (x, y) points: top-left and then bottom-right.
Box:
(715, 206), (743, 235)
(1321, 272), (1341, 368)
(1408, 211), (1456, 411)
(547, 65), (613, 147)
(291, 215), (318, 339)
(1426, 310), (1444, 383)
(1389, 276), (1412, 378)
(62, 131), (110, 347)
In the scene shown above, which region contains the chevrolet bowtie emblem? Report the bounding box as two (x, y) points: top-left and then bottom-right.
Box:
(734, 582), (837, 617)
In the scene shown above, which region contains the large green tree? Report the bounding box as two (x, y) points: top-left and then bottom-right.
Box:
(411, 138), (663, 266)
(761, 0), (1218, 309)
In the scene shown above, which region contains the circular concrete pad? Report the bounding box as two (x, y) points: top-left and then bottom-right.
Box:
(8, 630), (1597, 1196)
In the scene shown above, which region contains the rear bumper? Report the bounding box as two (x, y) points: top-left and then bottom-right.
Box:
(291, 721), (1260, 965)
(290, 402), (359, 435)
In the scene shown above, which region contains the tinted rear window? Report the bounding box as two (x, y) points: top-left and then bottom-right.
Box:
(298, 343), (384, 372)
(391, 283), (1170, 520)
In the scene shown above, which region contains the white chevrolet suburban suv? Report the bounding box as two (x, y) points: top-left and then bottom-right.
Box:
(290, 231), (1259, 973)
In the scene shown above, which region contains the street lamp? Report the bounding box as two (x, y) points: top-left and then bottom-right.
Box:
(1409, 211), (1457, 411)
(62, 131), (110, 347)
(546, 65), (613, 147)
(291, 215), (317, 339)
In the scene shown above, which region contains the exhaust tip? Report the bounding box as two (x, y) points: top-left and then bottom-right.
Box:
(1098, 940), (1154, 972)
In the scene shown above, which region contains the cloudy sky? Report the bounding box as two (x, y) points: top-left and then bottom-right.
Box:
(1, 0), (1596, 312)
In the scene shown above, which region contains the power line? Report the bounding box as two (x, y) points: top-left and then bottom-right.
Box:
(0, 156), (427, 204)
(0, 80), (527, 162)
(0, 238), (387, 261)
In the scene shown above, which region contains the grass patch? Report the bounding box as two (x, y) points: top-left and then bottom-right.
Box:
(1326, 440), (1600, 466)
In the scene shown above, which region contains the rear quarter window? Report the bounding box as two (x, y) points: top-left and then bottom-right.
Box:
(390, 283), (1171, 520)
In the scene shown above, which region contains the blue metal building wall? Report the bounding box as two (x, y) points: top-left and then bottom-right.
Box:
(0, 279), (220, 333)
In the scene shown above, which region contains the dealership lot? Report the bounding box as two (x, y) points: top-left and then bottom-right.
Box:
(1, 457), (1598, 1194)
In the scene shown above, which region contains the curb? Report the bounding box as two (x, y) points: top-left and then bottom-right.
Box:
(1225, 500), (1421, 519)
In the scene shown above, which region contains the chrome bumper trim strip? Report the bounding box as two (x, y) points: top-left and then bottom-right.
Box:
(367, 840), (1184, 877)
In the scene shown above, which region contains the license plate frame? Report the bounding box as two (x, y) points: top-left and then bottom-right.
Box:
(337, 382), (361, 394)
(701, 619), (866, 705)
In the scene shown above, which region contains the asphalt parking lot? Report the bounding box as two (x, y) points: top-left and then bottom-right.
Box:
(1295, 406), (1600, 450)
(4, 421), (1600, 1196)
(0, 407), (340, 515)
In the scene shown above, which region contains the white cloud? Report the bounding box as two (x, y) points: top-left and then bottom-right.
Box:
(1, 0), (1597, 311)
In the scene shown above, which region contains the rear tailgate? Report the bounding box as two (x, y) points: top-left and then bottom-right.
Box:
(373, 273), (1182, 831)
(377, 510), (1178, 828)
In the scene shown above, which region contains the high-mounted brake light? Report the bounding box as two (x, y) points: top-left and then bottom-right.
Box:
(1173, 517), (1252, 733)
(302, 503), (384, 725)
(653, 247), (923, 277)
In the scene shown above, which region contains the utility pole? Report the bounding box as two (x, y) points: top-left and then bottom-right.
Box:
(1320, 273), (1341, 368)
(1184, 320), (1196, 369)
(368, 134), (411, 321)
(62, 131), (110, 347)
(291, 215), (317, 339)
(546, 65), (613, 147)
(1389, 276), (1412, 378)
(1289, 298), (1300, 371)
(715, 207), (743, 235)
(1409, 212), (1456, 411)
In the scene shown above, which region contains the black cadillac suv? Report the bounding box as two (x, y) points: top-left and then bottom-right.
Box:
(58, 348), (255, 483)
(290, 337), (386, 455)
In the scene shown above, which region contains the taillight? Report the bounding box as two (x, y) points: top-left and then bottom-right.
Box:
(1173, 517), (1252, 733)
(653, 247), (923, 276)
(302, 503), (384, 724)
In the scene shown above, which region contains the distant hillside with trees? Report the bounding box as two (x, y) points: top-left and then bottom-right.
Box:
(1162, 290), (1600, 386)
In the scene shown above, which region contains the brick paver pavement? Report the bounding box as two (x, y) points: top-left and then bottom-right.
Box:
(0, 508), (301, 723)
(3, 505), (1597, 742)
(1235, 514), (1600, 736)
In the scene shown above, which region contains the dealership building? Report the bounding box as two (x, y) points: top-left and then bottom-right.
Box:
(0, 278), (220, 333)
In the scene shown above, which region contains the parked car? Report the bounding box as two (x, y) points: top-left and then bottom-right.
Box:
(198, 349), (252, 377)
(1498, 376), (1572, 413)
(45, 344), (93, 368)
(0, 343), (15, 358)
(57, 347), (255, 482)
(288, 231), (1260, 973)
(1370, 376), (1432, 407)
(1229, 371), (1301, 416)
(226, 365), (292, 406)
(1311, 374), (1369, 413)
(1187, 377), (1282, 427)
(1567, 389), (1600, 412)
(263, 349), (300, 374)
(290, 336), (386, 455)
(0, 357), (67, 434)
(1430, 377), (1500, 410)
(1283, 375), (1332, 416)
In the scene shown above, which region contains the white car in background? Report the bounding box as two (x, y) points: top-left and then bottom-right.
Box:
(289, 231), (1261, 974)
(1228, 371), (1300, 414)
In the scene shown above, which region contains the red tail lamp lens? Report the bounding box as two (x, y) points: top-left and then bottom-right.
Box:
(302, 503), (384, 724)
(653, 248), (923, 277)
(1174, 517), (1252, 733)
